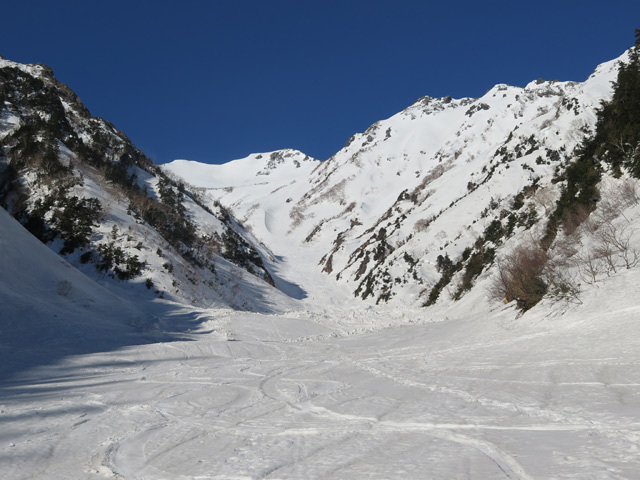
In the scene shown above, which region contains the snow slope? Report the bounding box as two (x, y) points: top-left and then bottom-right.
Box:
(2, 264), (640, 479)
(168, 149), (320, 189)
(0, 206), (153, 380)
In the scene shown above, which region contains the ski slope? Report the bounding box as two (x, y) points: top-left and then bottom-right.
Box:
(2, 261), (640, 478)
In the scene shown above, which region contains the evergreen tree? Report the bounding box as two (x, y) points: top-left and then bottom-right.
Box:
(543, 28), (640, 248)
(591, 29), (640, 176)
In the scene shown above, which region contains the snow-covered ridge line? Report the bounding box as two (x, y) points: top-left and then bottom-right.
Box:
(0, 56), (50, 77)
(166, 50), (628, 307)
(165, 148), (320, 189)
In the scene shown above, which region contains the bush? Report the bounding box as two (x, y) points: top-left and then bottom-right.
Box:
(490, 244), (548, 311)
(454, 247), (495, 299)
(483, 219), (505, 245)
(96, 241), (144, 280)
(424, 255), (462, 306)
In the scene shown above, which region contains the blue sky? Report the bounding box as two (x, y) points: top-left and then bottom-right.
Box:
(3, 1), (639, 164)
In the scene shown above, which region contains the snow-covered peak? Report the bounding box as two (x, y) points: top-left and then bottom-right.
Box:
(0, 56), (53, 79)
(400, 94), (477, 118)
(588, 49), (629, 79)
(164, 149), (320, 189)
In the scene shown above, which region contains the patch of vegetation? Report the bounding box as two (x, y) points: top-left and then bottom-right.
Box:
(53, 195), (102, 254)
(490, 244), (548, 311)
(221, 226), (274, 286)
(543, 29), (640, 248)
(96, 241), (145, 280)
(424, 254), (462, 306)
(590, 30), (640, 177)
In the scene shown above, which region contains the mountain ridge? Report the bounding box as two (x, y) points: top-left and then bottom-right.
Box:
(0, 56), (301, 314)
(2, 46), (638, 315)
(165, 50), (628, 307)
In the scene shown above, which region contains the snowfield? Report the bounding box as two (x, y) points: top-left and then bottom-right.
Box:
(2, 199), (640, 479)
(2, 295), (640, 479)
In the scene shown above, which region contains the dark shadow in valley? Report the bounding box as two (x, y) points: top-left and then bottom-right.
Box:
(268, 255), (308, 300)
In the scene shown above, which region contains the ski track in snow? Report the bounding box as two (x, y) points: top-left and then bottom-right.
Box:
(2, 308), (640, 480)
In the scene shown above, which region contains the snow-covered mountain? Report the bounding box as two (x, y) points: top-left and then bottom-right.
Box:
(0, 56), (303, 313)
(3, 47), (637, 314)
(165, 52), (623, 307)
(168, 149), (319, 189)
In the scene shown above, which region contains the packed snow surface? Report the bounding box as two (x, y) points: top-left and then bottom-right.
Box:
(2, 200), (640, 479)
(3, 293), (640, 478)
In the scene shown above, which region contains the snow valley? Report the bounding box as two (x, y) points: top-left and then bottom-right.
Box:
(2, 39), (640, 478)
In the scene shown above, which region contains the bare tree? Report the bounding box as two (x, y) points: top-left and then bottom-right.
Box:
(545, 263), (582, 304)
(620, 177), (640, 207)
(595, 221), (639, 270)
(562, 204), (592, 235)
(566, 191), (639, 283)
(490, 243), (549, 311)
(611, 135), (639, 164)
(573, 250), (603, 284)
